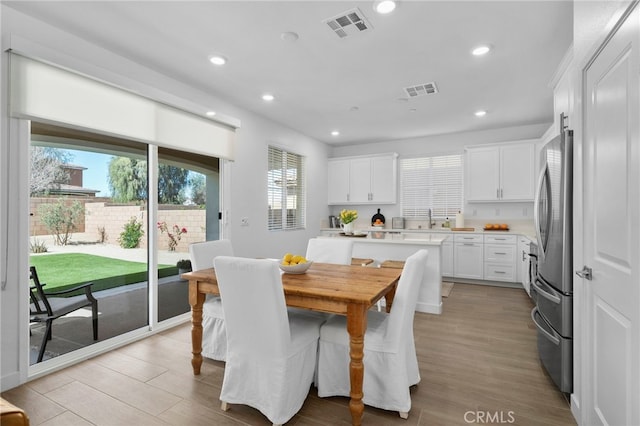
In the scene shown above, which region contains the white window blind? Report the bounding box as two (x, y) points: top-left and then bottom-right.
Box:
(268, 146), (306, 230)
(400, 154), (463, 219)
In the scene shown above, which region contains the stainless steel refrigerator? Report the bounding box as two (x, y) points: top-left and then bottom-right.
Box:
(531, 117), (573, 394)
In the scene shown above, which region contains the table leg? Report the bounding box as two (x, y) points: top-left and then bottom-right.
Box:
(346, 303), (367, 426)
(384, 284), (397, 314)
(188, 281), (205, 375)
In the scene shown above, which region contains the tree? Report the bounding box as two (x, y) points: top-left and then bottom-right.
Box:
(158, 164), (188, 204)
(29, 146), (72, 196)
(107, 157), (189, 204)
(38, 198), (84, 245)
(189, 172), (207, 205)
(107, 157), (147, 202)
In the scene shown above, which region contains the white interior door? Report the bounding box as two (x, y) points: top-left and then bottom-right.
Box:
(583, 5), (640, 426)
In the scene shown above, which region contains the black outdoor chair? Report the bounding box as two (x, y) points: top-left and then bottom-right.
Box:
(29, 266), (98, 363)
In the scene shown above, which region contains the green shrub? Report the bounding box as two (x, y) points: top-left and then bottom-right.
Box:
(118, 217), (144, 248)
(30, 237), (48, 253)
(38, 198), (84, 246)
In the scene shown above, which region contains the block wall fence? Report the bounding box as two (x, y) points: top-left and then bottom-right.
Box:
(30, 197), (206, 253)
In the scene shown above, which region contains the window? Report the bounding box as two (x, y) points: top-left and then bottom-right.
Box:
(400, 154), (463, 219)
(268, 146), (306, 230)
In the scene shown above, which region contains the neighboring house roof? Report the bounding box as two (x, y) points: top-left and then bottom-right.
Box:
(49, 184), (100, 196)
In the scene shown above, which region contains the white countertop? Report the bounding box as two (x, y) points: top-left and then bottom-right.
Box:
(321, 227), (536, 240)
(320, 232), (449, 246)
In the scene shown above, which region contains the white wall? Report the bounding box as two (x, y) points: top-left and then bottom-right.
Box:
(0, 6), (330, 390)
(328, 123), (549, 229)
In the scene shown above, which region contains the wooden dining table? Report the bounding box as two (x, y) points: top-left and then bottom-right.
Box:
(182, 261), (402, 426)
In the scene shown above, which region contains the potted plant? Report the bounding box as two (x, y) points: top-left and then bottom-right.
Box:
(176, 259), (192, 274)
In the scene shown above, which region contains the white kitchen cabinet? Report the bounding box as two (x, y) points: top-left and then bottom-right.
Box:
(453, 234), (483, 279)
(441, 238), (453, 277)
(466, 143), (535, 202)
(483, 234), (517, 282)
(328, 153), (397, 205)
(327, 159), (351, 204)
(518, 236), (532, 295)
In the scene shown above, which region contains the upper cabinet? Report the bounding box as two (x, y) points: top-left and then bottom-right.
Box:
(328, 153), (397, 205)
(465, 143), (535, 202)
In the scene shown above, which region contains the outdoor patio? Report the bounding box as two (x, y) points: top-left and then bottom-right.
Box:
(29, 233), (192, 364)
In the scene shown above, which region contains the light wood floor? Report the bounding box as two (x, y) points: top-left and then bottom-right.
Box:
(2, 283), (576, 425)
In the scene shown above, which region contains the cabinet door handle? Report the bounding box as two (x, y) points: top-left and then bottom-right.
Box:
(501, 188), (503, 198)
(497, 188), (500, 198)
(463, 243), (475, 246)
(494, 238), (506, 240)
(347, 194), (350, 202)
(494, 270), (506, 274)
(495, 252), (507, 255)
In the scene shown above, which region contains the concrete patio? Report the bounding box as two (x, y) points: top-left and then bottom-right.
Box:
(29, 233), (192, 364)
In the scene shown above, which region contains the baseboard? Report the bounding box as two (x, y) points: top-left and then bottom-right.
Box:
(415, 301), (442, 315)
(443, 277), (521, 289)
(0, 372), (22, 393)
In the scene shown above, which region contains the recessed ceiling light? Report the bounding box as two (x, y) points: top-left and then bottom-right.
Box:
(374, 0), (397, 14)
(475, 110), (487, 117)
(331, 130), (340, 136)
(281, 31), (299, 42)
(409, 108), (417, 113)
(350, 106), (360, 112)
(209, 55), (227, 65)
(262, 94), (275, 102)
(472, 45), (492, 56)
(206, 111), (217, 117)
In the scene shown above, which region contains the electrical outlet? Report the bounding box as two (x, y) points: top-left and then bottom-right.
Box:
(472, 209), (477, 216)
(523, 207), (528, 216)
(495, 208), (500, 216)
(240, 217), (249, 226)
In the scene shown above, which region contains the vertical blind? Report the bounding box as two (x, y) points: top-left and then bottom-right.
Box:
(268, 146), (306, 230)
(400, 154), (463, 219)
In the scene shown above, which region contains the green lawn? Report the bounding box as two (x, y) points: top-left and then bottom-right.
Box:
(30, 253), (179, 295)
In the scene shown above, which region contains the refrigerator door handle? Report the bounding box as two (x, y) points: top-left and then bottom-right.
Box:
(531, 307), (560, 346)
(531, 278), (561, 305)
(533, 165), (550, 259)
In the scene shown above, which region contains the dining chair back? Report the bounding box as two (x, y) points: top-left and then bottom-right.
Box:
(214, 256), (324, 426)
(188, 239), (234, 361)
(305, 238), (353, 265)
(29, 266), (98, 363)
(189, 239), (234, 270)
(316, 249), (428, 418)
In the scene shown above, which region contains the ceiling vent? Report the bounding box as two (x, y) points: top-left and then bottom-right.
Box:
(323, 8), (372, 39)
(404, 82), (439, 98)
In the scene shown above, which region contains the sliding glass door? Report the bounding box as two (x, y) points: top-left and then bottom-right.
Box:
(28, 123), (220, 365)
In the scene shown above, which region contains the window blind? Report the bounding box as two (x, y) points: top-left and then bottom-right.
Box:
(268, 146), (306, 231)
(400, 154), (463, 219)
(9, 53), (236, 160)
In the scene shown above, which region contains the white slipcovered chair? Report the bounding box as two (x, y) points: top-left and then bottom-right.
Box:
(316, 249), (428, 419)
(214, 256), (325, 426)
(188, 239), (233, 361)
(305, 237), (353, 265)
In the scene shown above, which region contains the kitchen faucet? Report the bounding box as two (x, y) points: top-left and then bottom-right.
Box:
(427, 208), (436, 229)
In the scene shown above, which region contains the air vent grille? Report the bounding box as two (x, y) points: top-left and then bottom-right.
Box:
(404, 82), (439, 98)
(323, 8), (372, 39)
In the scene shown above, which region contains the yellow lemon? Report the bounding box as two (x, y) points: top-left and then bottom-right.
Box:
(283, 253), (293, 262)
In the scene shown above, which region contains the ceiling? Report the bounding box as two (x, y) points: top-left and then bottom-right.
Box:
(5, 1), (573, 146)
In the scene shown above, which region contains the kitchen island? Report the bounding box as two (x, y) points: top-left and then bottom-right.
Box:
(319, 231), (448, 314)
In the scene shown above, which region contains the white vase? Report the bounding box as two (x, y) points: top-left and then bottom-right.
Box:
(341, 222), (354, 234)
